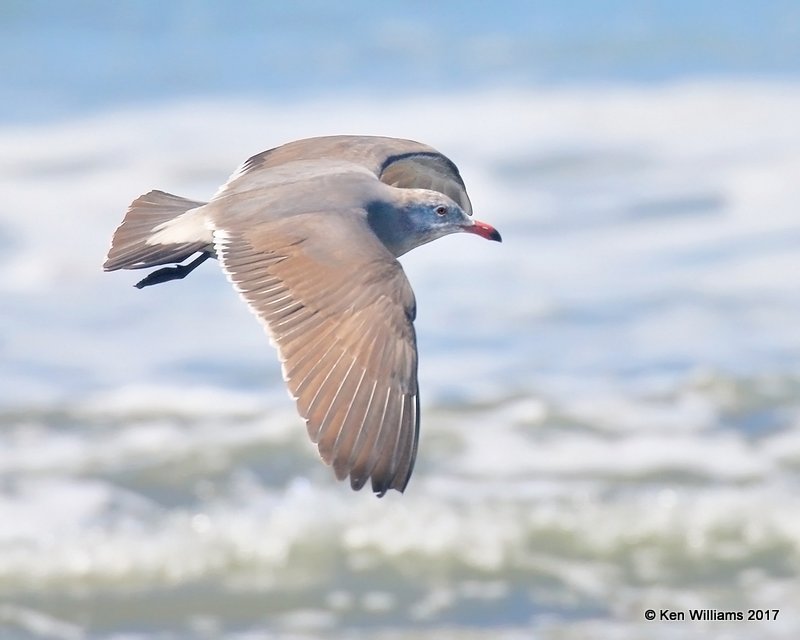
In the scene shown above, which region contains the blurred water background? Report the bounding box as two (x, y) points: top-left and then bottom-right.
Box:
(1, 1), (800, 638)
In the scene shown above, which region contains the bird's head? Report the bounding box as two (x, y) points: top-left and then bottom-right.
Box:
(370, 189), (501, 256)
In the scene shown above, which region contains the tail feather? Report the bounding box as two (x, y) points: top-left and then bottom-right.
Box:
(104, 190), (210, 271)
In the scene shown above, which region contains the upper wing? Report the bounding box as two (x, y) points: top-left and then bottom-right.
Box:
(220, 135), (473, 215)
(378, 150), (473, 215)
(213, 211), (419, 496)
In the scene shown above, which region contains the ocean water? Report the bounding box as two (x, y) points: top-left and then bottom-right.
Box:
(2, 3), (800, 640)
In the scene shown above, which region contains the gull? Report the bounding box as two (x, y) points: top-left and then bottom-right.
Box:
(104, 135), (501, 496)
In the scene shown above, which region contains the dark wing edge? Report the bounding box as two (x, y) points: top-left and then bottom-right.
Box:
(379, 151), (473, 216)
(213, 223), (420, 496)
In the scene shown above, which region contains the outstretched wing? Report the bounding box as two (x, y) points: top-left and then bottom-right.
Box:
(223, 135), (473, 215)
(214, 211), (419, 495)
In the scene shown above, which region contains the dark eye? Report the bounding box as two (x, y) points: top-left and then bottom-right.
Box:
(435, 205), (448, 216)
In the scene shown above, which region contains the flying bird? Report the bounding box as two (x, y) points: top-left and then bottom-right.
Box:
(104, 135), (501, 496)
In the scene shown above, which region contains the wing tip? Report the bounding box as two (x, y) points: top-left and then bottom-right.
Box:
(343, 465), (411, 497)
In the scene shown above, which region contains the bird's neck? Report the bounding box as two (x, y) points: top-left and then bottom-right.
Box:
(365, 200), (419, 257)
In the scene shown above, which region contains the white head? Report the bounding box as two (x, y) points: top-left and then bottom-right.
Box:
(368, 189), (501, 257)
